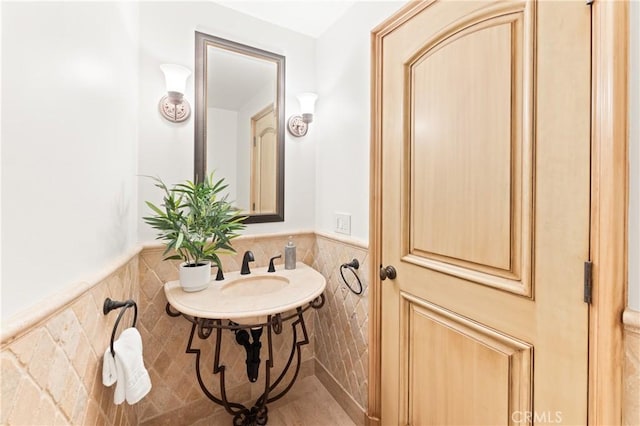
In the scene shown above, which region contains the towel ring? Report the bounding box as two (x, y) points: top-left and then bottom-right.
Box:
(339, 259), (363, 295)
(103, 298), (138, 357)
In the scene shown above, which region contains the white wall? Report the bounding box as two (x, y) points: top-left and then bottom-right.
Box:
(629, 1), (640, 311)
(1, 2), (139, 320)
(6, 0), (630, 317)
(137, 1), (317, 242)
(314, 1), (405, 242)
(0, 1), (4, 316)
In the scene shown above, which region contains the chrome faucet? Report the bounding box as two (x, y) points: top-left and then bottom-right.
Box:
(240, 251), (255, 275)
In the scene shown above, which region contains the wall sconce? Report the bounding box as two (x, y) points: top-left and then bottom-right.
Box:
(287, 92), (318, 137)
(159, 64), (191, 123)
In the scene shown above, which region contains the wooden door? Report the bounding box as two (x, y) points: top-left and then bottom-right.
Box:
(375, 1), (591, 424)
(250, 105), (277, 213)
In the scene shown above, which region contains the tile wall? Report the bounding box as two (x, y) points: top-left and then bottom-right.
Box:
(0, 232), (364, 426)
(2, 232), (639, 426)
(0, 257), (139, 425)
(312, 235), (369, 415)
(136, 233), (319, 424)
(624, 309), (640, 426)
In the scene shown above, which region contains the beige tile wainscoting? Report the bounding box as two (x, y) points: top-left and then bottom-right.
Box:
(5, 230), (635, 426)
(135, 231), (368, 425)
(136, 233), (319, 424)
(1, 256), (140, 425)
(312, 233), (369, 424)
(624, 309), (640, 426)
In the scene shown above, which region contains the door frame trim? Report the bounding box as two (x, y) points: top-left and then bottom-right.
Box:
(587, 1), (628, 424)
(367, 1), (628, 425)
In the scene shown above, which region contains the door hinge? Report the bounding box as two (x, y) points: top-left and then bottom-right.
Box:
(584, 261), (593, 304)
(253, 137), (257, 147)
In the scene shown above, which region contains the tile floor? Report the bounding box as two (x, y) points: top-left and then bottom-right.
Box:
(190, 376), (356, 426)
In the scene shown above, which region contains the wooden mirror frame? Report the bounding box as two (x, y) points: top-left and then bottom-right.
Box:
(194, 31), (286, 224)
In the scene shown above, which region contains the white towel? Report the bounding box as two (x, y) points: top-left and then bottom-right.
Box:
(102, 327), (152, 404)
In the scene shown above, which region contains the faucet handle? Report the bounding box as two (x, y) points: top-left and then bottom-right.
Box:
(268, 254), (282, 273)
(216, 267), (224, 281)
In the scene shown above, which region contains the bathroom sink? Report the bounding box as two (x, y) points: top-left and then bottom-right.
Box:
(164, 262), (326, 324)
(221, 275), (289, 297)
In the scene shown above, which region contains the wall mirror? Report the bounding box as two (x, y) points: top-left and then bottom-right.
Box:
(195, 31), (285, 223)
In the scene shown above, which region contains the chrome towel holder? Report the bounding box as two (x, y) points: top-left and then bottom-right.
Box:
(103, 298), (138, 357)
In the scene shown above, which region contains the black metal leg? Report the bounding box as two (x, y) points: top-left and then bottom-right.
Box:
(167, 295), (324, 426)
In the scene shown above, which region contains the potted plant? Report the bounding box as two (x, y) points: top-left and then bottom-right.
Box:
(143, 173), (245, 292)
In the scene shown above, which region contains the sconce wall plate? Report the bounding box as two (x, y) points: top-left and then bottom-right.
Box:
(159, 63), (191, 123)
(287, 92), (317, 137)
(287, 115), (308, 137)
(159, 96), (191, 123)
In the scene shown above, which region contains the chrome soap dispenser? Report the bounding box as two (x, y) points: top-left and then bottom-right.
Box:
(285, 236), (296, 270)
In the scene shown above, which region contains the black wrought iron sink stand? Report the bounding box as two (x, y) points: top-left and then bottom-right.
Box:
(165, 293), (325, 426)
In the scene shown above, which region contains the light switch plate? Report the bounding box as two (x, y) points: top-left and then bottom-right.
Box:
(335, 212), (351, 235)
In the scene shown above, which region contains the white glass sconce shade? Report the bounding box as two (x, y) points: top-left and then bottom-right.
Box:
(160, 64), (191, 99)
(296, 92), (318, 123)
(159, 64), (191, 123)
(287, 92), (318, 137)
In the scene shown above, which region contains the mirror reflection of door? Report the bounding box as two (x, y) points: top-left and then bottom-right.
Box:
(250, 105), (277, 214)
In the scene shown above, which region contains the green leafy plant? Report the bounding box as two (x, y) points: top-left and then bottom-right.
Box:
(143, 173), (246, 269)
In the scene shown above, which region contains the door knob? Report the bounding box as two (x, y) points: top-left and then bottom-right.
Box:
(380, 265), (397, 281)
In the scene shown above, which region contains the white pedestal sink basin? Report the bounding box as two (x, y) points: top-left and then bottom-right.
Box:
(164, 262), (326, 324)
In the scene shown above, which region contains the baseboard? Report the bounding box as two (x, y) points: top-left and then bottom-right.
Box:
(314, 358), (366, 426)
